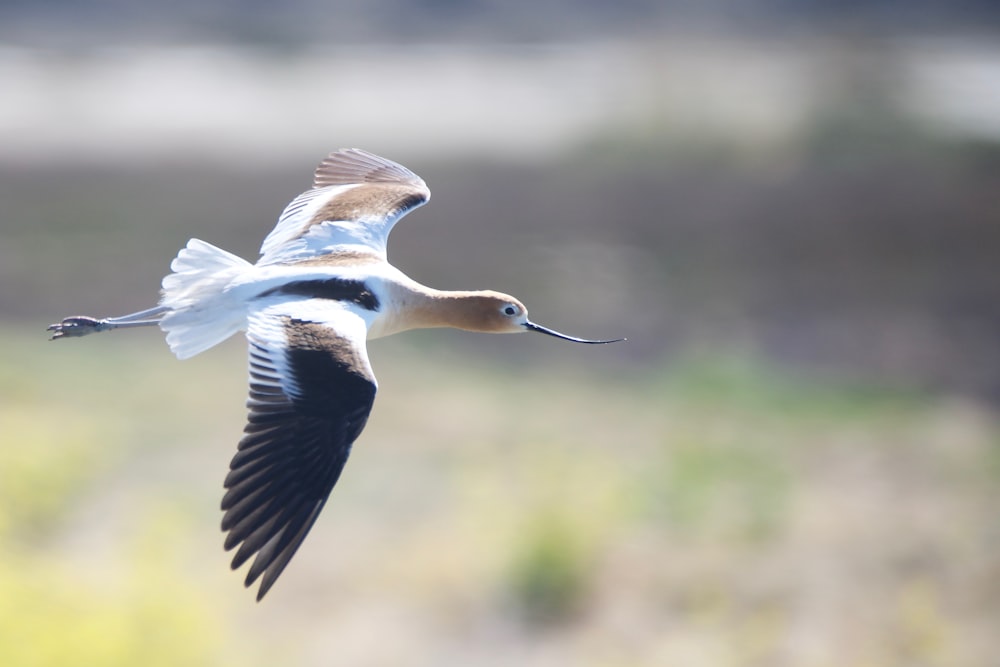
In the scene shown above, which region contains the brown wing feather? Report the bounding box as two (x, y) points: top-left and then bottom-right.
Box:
(259, 149), (431, 261)
(313, 148), (427, 189)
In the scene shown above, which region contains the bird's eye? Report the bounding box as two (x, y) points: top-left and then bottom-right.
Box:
(503, 305), (518, 316)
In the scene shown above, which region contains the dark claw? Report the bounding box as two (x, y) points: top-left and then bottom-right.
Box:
(47, 316), (107, 340)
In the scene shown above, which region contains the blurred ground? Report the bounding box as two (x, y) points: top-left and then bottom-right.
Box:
(2, 21), (1000, 667)
(2, 330), (998, 666)
(4, 144), (1000, 399)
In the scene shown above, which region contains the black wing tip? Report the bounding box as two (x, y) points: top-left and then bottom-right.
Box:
(229, 541), (277, 601)
(245, 565), (266, 598)
(252, 574), (276, 602)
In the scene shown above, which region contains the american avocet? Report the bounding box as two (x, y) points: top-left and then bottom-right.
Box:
(48, 148), (623, 600)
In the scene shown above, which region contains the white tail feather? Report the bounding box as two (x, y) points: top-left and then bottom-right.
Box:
(159, 239), (252, 359)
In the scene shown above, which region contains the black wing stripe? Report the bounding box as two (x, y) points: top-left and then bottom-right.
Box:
(257, 278), (380, 312)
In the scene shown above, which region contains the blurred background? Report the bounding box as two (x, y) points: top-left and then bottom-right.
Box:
(1, 1), (999, 666)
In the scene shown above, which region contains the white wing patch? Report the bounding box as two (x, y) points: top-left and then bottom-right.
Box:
(258, 185), (363, 263)
(246, 299), (376, 402)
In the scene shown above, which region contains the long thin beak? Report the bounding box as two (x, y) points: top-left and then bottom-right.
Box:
(524, 321), (626, 344)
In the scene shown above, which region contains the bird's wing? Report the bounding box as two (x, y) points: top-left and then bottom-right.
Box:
(258, 148), (430, 265)
(221, 301), (377, 600)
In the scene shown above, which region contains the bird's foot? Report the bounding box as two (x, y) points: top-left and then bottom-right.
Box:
(47, 316), (109, 340)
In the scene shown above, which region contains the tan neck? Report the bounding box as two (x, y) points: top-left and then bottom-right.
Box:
(382, 282), (505, 335)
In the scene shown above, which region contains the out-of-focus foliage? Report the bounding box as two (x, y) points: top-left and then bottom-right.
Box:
(0, 530), (221, 667)
(0, 320), (997, 665)
(0, 406), (108, 538)
(0, 351), (227, 666)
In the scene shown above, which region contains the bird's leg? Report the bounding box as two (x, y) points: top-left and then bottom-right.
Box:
(48, 305), (169, 340)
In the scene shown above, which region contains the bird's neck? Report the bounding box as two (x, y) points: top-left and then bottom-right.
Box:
(377, 283), (498, 336)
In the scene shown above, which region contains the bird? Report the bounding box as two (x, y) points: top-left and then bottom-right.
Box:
(48, 148), (623, 600)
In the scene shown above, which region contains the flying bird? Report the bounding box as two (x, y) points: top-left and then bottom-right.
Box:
(48, 148), (623, 600)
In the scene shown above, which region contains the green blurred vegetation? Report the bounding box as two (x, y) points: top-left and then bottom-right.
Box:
(0, 330), (234, 666)
(1, 313), (997, 666)
(0, 530), (221, 667)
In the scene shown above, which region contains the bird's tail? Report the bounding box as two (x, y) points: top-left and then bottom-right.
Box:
(159, 239), (252, 360)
